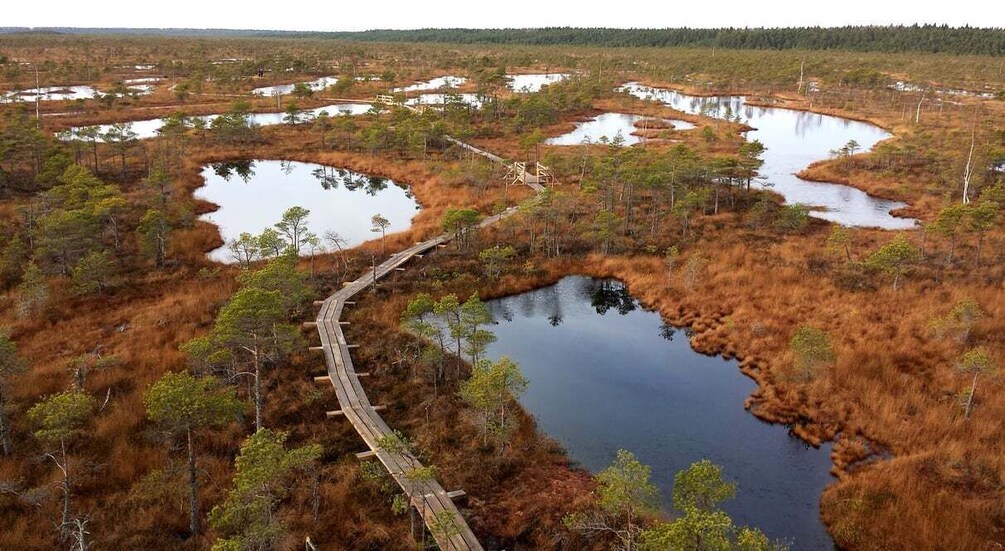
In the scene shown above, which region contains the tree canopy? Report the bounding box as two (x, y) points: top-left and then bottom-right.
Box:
(292, 26), (1005, 56)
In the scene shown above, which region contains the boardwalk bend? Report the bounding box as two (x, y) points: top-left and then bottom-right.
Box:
(309, 138), (544, 550)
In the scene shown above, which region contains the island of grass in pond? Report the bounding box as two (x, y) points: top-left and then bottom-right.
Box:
(546, 112), (696, 146)
(621, 83), (914, 229)
(483, 276), (834, 550)
(195, 160), (419, 263)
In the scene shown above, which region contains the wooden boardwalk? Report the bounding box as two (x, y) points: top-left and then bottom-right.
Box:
(444, 135), (553, 188)
(444, 135), (506, 164)
(311, 148), (542, 549)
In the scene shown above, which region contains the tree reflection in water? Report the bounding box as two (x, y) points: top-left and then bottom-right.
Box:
(310, 166), (391, 196)
(210, 160), (400, 198)
(582, 279), (638, 316)
(211, 160), (256, 183)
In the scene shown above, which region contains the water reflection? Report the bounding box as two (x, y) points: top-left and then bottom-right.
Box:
(508, 73), (570, 92)
(659, 323), (677, 342)
(585, 278), (638, 315)
(64, 102), (373, 141)
(392, 76), (466, 93)
(792, 111), (826, 139)
(405, 93), (482, 108)
(251, 76), (339, 97)
(621, 82), (915, 229)
(546, 112), (695, 146)
(484, 276), (835, 550)
(2, 83), (155, 103)
(308, 166), (390, 195)
(212, 160), (256, 183)
(196, 160), (418, 262)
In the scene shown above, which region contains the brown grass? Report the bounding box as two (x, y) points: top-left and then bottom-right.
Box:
(2, 40), (1004, 549)
(0, 121), (563, 549)
(473, 217), (1005, 550)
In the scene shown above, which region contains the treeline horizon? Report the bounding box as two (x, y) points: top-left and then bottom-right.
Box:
(1, 24), (1004, 56)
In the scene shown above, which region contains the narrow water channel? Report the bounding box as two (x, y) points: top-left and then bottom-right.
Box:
(483, 276), (835, 550)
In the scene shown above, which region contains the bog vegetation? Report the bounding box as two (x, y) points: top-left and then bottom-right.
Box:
(0, 27), (1002, 550)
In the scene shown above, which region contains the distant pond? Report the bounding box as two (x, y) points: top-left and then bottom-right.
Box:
(621, 82), (915, 229)
(546, 112), (695, 146)
(65, 102), (372, 141)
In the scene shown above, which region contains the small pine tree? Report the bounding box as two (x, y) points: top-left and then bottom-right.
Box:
(789, 325), (835, 382)
(71, 250), (114, 295)
(17, 261), (48, 317)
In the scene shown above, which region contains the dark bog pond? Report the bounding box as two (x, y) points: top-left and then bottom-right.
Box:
(195, 160), (419, 262)
(483, 276), (834, 550)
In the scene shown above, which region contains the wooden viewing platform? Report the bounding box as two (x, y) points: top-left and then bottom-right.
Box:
(310, 146), (542, 549)
(444, 135), (554, 188)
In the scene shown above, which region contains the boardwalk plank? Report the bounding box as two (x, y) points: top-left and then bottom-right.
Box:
(308, 138), (545, 550)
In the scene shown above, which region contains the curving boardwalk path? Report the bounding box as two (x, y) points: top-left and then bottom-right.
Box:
(311, 141), (543, 549)
(444, 135), (506, 164)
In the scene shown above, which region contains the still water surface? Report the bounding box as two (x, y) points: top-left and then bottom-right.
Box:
(546, 112), (696, 146)
(251, 76), (340, 97)
(195, 160), (419, 262)
(66, 103), (373, 141)
(393, 76), (466, 93)
(405, 93), (483, 108)
(621, 83), (915, 229)
(508, 73), (570, 92)
(3, 83), (154, 103)
(484, 276), (834, 550)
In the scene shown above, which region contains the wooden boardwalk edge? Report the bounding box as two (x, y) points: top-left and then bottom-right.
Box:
(311, 138), (542, 550)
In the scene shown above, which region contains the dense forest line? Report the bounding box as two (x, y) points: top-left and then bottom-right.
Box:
(314, 26), (1005, 56)
(1, 25), (1004, 56)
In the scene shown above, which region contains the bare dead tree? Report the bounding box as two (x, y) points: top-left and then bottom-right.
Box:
(962, 104), (979, 204)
